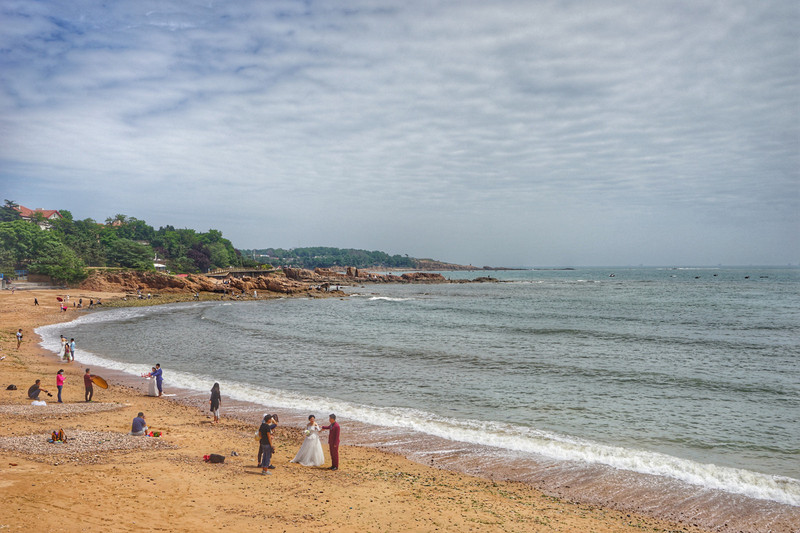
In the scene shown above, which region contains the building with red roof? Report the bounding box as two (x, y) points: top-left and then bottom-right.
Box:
(13, 205), (63, 229)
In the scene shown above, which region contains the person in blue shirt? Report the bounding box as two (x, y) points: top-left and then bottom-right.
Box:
(152, 364), (163, 397)
(130, 412), (148, 436)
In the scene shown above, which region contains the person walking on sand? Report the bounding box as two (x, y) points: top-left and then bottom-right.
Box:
(320, 414), (341, 471)
(209, 383), (221, 423)
(84, 368), (95, 402)
(56, 369), (66, 403)
(152, 364), (163, 396)
(16, 328), (22, 349)
(259, 414), (278, 475)
(34, 298), (39, 306)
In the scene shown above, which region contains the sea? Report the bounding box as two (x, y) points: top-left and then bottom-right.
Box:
(38, 267), (800, 530)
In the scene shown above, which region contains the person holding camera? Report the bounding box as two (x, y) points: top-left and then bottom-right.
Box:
(27, 379), (51, 400)
(258, 414), (278, 475)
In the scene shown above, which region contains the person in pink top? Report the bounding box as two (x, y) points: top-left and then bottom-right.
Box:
(56, 369), (65, 403)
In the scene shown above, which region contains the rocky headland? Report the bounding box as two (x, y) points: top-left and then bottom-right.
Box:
(75, 266), (473, 301)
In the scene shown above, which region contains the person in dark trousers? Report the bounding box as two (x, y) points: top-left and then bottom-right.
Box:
(152, 364), (163, 396)
(321, 414), (341, 470)
(56, 369), (65, 403)
(209, 383), (221, 423)
(259, 414), (278, 475)
(84, 368), (94, 402)
(27, 379), (49, 400)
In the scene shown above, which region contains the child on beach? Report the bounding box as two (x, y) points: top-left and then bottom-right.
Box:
(16, 329), (22, 349)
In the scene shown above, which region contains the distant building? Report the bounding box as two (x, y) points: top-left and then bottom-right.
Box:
(14, 205), (63, 230)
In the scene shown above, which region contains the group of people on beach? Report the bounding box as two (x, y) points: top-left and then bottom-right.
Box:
(59, 335), (76, 362)
(209, 383), (341, 475)
(16, 325), (343, 473)
(255, 410), (341, 475)
(28, 367), (98, 403)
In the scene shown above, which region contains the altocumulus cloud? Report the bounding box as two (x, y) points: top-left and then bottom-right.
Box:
(1, 0), (798, 266)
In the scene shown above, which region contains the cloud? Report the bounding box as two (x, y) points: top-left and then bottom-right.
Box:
(1, 0), (798, 265)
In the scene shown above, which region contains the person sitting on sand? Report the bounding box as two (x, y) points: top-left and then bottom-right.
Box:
(130, 412), (148, 436)
(27, 379), (50, 400)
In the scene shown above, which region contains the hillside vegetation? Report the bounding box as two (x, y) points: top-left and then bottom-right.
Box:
(0, 200), (251, 284)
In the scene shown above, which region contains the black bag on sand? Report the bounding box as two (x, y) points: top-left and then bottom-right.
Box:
(6, 384), (17, 390)
(209, 454), (225, 463)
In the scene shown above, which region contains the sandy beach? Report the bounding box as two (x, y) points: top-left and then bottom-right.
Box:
(0, 288), (715, 532)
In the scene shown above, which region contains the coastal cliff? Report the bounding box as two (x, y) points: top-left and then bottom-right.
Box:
(77, 267), (449, 297)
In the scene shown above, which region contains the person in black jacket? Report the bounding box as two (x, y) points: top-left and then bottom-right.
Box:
(209, 383), (221, 423)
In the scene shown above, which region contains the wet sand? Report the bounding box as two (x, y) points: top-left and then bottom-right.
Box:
(0, 288), (793, 532)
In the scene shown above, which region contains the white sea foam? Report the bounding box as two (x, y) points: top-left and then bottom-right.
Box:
(33, 319), (800, 507)
(368, 296), (412, 302)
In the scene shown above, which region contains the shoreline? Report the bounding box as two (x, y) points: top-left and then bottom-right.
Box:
(1, 289), (794, 532)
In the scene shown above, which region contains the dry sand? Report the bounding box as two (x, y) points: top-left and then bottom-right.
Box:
(0, 288), (710, 532)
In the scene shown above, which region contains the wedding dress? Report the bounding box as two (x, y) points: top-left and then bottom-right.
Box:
(291, 423), (325, 466)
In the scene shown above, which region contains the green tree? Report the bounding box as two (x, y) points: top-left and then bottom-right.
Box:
(0, 219), (86, 283)
(0, 200), (21, 222)
(29, 232), (87, 284)
(106, 239), (154, 270)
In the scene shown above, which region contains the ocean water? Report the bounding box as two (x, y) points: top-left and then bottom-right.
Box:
(39, 267), (800, 508)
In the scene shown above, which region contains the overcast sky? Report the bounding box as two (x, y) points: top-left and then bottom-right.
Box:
(1, 1), (798, 267)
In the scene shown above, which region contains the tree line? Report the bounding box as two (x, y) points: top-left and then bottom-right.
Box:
(0, 200), (253, 284)
(241, 247), (417, 270)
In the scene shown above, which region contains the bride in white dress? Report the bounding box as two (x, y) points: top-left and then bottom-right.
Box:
(291, 415), (325, 466)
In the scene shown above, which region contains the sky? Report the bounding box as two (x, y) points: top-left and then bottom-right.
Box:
(1, 0), (798, 267)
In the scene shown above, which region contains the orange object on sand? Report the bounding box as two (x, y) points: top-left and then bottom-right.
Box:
(90, 375), (109, 389)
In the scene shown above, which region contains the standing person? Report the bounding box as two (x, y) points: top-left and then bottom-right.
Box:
(56, 369), (65, 403)
(321, 414), (341, 471)
(152, 364), (163, 397)
(258, 414), (278, 475)
(34, 298), (39, 306)
(209, 383), (221, 423)
(84, 368), (94, 402)
(63, 341), (71, 362)
(16, 329), (22, 349)
(69, 338), (76, 362)
(291, 415), (324, 467)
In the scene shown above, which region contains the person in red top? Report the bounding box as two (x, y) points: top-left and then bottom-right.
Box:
(83, 368), (95, 402)
(321, 414), (340, 470)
